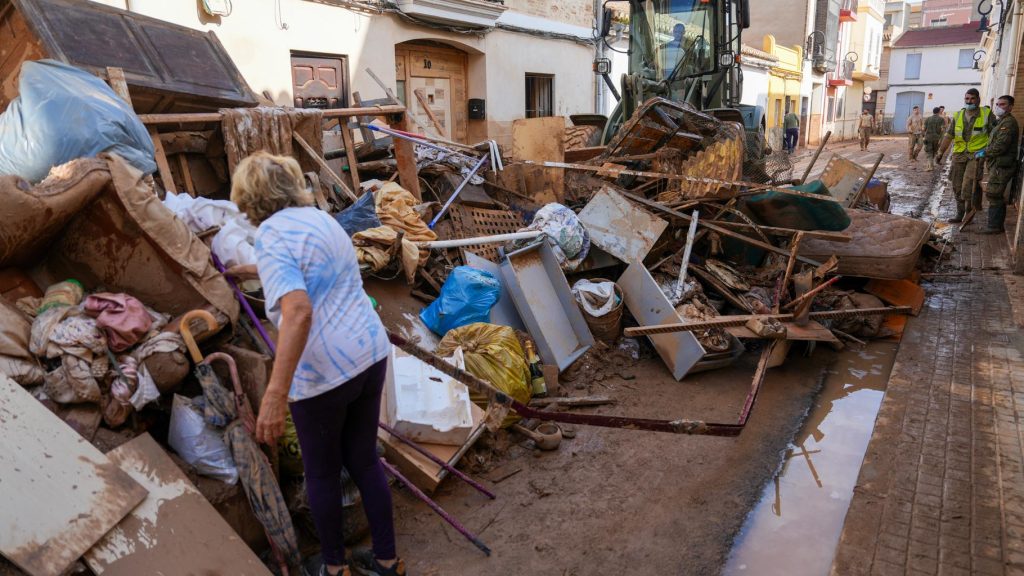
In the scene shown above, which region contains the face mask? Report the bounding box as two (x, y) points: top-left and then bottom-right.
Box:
(966, 103), (978, 110)
(994, 106), (1007, 117)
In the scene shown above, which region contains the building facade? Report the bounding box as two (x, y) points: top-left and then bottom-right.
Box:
(87, 0), (598, 148)
(884, 23), (983, 132)
(763, 35), (804, 147)
(921, 0), (981, 27)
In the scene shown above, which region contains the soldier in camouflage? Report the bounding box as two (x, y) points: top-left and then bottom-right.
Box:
(936, 88), (996, 223)
(980, 95), (1019, 234)
(923, 107), (945, 171)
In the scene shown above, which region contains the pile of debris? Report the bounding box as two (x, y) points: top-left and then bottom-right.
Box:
(0, 3), (940, 574)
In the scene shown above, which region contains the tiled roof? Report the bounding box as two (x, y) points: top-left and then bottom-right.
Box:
(893, 22), (982, 47)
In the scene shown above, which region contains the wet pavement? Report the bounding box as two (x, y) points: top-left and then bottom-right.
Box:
(725, 343), (898, 576)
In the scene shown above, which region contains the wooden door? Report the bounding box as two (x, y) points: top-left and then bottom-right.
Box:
(395, 44), (468, 142)
(291, 52), (348, 109)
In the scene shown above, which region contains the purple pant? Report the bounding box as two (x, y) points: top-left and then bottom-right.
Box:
(289, 358), (394, 565)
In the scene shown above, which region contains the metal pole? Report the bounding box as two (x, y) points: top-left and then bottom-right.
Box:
(378, 422), (496, 499)
(428, 154), (490, 229)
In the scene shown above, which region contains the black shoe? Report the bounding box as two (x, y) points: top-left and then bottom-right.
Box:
(351, 550), (406, 576)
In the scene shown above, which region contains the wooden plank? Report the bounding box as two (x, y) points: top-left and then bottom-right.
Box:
(391, 114), (422, 201)
(292, 133), (357, 204)
(725, 320), (840, 343)
(339, 121), (362, 194)
(104, 66), (132, 105)
(137, 105), (407, 125)
(83, 434), (271, 576)
(175, 154), (196, 197)
(148, 126), (176, 193)
(511, 117), (565, 204)
(0, 375), (146, 576)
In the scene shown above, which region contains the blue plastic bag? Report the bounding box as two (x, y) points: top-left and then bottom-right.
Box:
(333, 191), (381, 236)
(0, 60), (156, 182)
(420, 266), (501, 336)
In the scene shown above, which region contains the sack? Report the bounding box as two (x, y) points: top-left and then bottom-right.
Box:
(0, 60), (155, 182)
(571, 279), (619, 317)
(437, 323), (530, 428)
(420, 267), (501, 337)
(334, 191), (381, 236)
(168, 394), (239, 484)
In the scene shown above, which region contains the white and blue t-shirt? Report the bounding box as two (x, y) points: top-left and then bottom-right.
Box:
(255, 206), (388, 401)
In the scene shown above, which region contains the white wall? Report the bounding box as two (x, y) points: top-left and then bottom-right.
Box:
(87, 0), (596, 140)
(740, 66), (771, 110)
(887, 44), (983, 89)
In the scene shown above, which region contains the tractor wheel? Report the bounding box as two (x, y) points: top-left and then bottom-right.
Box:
(564, 125), (602, 151)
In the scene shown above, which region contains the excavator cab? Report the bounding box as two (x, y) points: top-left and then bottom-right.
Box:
(597, 0), (749, 145)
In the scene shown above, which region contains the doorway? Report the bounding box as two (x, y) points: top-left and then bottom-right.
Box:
(893, 91), (925, 134)
(395, 42), (468, 142)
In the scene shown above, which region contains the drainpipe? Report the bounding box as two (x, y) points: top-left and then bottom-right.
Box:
(1004, 1), (1024, 96)
(595, 0), (606, 115)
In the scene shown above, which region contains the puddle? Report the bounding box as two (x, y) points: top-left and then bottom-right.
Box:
(724, 342), (899, 576)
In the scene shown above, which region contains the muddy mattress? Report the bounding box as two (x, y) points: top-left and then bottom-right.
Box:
(800, 209), (931, 279)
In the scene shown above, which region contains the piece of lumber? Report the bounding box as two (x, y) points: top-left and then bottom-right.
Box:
(775, 231), (804, 313)
(391, 114), (422, 201)
(529, 395), (616, 408)
(0, 375), (147, 576)
(83, 434), (271, 576)
(797, 130), (832, 184)
(104, 67), (132, 105)
(782, 275), (841, 311)
(725, 320), (840, 343)
(138, 105), (407, 125)
(413, 88), (447, 137)
(148, 127), (176, 193)
(619, 191), (822, 266)
(340, 120), (363, 193)
(292, 133), (358, 204)
(175, 154), (196, 197)
(624, 306), (913, 336)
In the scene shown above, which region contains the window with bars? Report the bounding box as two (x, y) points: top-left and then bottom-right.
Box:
(525, 73), (554, 118)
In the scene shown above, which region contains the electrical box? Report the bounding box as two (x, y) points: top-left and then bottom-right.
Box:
(468, 98), (486, 120)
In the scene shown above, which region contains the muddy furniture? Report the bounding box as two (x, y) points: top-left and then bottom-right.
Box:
(0, 0), (258, 113)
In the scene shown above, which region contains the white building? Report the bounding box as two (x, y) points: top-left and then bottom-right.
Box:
(740, 44), (778, 112)
(86, 0), (599, 148)
(885, 22), (983, 132)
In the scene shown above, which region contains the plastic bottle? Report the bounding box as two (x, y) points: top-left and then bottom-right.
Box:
(38, 279), (84, 313)
(525, 340), (547, 397)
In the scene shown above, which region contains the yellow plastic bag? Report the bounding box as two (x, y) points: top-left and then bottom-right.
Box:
(278, 413), (304, 477)
(436, 322), (530, 428)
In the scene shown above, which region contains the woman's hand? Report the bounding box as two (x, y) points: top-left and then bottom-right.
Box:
(225, 264), (259, 281)
(256, 389), (288, 444)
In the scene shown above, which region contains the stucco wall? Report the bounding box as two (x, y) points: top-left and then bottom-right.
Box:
(744, 0), (811, 51)
(86, 0), (596, 146)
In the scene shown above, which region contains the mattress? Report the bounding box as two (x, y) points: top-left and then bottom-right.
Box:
(799, 209), (932, 279)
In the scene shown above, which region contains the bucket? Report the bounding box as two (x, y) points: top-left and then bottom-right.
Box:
(577, 278), (623, 345)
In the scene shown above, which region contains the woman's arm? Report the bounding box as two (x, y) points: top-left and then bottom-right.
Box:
(255, 289), (313, 444)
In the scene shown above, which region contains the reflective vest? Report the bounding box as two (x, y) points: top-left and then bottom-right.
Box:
(953, 106), (991, 153)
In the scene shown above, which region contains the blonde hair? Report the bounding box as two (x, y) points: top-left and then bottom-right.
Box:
(230, 151), (313, 224)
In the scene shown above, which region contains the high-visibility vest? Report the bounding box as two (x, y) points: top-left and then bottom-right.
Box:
(953, 106), (991, 153)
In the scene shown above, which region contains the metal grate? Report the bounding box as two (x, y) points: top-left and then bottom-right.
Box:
(448, 205), (527, 263)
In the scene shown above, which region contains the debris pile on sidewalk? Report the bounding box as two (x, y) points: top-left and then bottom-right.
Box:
(0, 21), (937, 575)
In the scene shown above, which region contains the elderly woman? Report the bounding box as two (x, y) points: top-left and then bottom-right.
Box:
(228, 152), (404, 576)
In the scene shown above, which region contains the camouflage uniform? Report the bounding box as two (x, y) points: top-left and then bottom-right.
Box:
(982, 111), (1020, 232)
(947, 107), (995, 215)
(923, 114), (944, 169)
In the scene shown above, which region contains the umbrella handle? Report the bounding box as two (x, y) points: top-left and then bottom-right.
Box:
(202, 352), (240, 392)
(180, 309), (218, 364)
(203, 351), (258, 433)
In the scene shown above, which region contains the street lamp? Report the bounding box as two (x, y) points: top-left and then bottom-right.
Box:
(977, 0), (1005, 33)
(805, 30), (826, 60)
(973, 49), (987, 70)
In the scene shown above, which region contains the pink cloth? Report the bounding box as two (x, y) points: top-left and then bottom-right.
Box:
(84, 293), (152, 352)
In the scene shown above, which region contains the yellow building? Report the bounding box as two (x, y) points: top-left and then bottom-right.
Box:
(763, 35), (804, 134)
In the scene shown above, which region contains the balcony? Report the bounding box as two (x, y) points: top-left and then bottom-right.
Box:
(840, 0), (858, 22)
(828, 59), (855, 86)
(395, 0), (508, 28)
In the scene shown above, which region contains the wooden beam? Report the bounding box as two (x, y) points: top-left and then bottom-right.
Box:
(175, 154), (196, 197)
(413, 88), (447, 137)
(105, 66), (132, 106)
(138, 105), (407, 125)
(391, 114), (422, 201)
(148, 127), (176, 194)
(619, 190), (822, 266)
(292, 133), (358, 204)
(340, 121), (362, 194)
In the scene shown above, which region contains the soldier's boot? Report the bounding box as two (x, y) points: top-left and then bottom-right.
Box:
(981, 205), (1006, 234)
(949, 201), (966, 223)
(928, 156), (935, 171)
